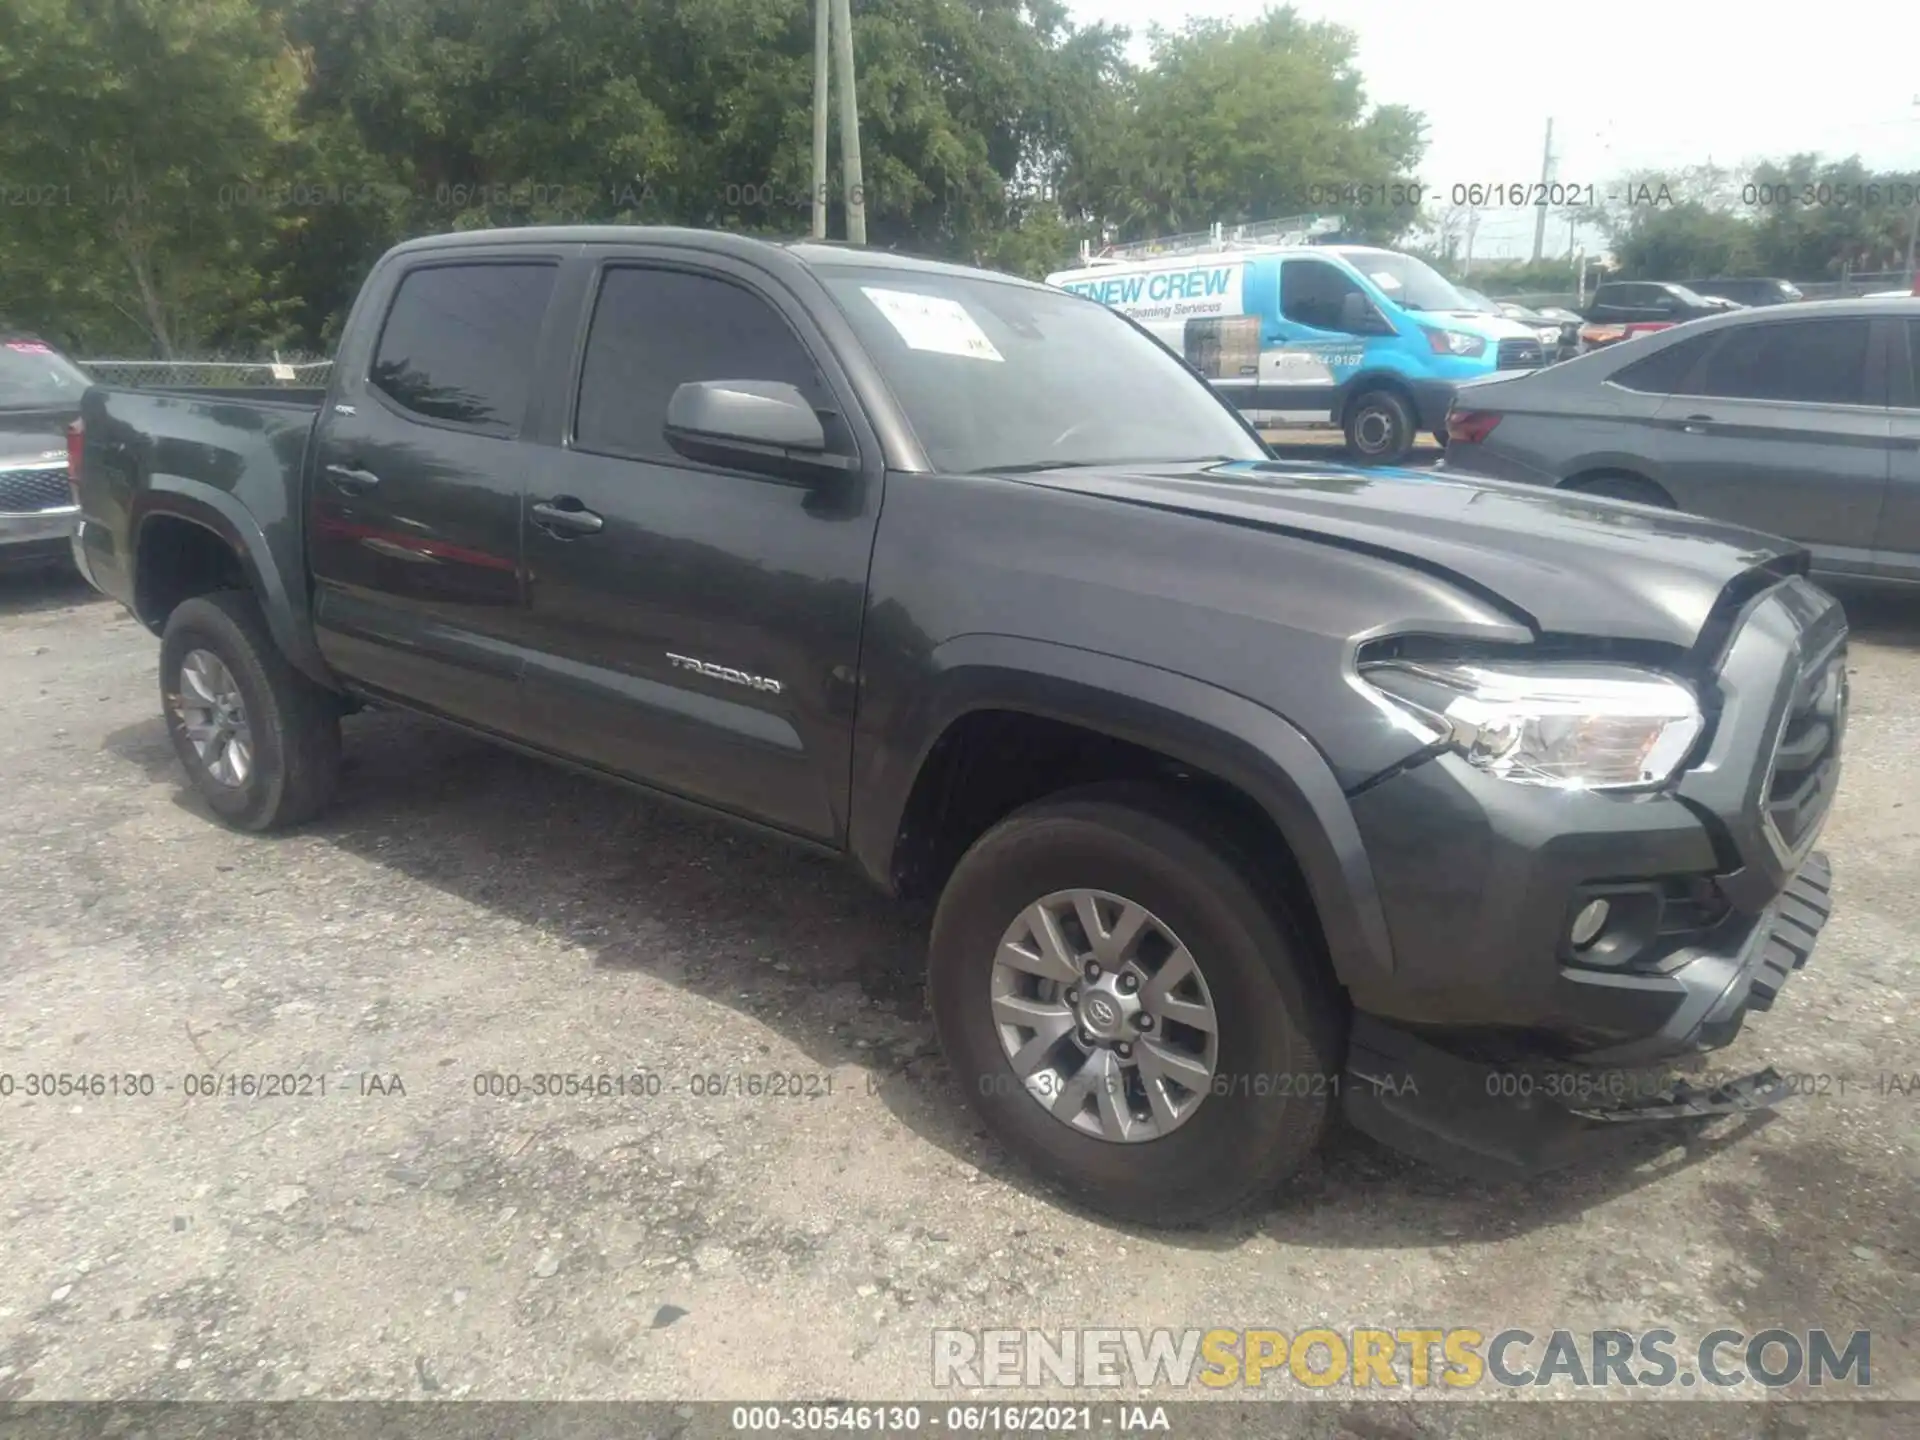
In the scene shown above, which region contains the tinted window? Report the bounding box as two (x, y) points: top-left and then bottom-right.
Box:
(370, 263), (556, 431)
(575, 268), (832, 462)
(1611, 335), (1712, 394)
(1688, 320), (1874, 405)
(826, 268), (1264, 474)
(1281, 259), (1368, 331)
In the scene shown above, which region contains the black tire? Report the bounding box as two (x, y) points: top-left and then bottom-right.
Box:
(928, 783), (1343, 1227)
(159, 590), (343, 831)
(1564, 472), (1674, 508)
(1343, 387), (1416, 464)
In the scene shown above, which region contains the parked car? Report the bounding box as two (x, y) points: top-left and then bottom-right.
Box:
(1047, 246), (1546, 462)
(0, 333), (89, 568)
(1585, 281), (1743, 326)
(71, 226), (1844, 1224)
(1685, 277), (1805, 307)
(1453, 288), (1566, 359)
(1577, 319), (1676, 353)
(1439, 297), (1920, 586)
(1487, 297), (1581, 362)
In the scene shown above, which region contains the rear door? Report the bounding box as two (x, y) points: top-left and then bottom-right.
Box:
(514, 251), (882, 842)
(1651, 315), (1891, 573)
(1879, 319), (1920, 580)
(308, 251), (565, 730)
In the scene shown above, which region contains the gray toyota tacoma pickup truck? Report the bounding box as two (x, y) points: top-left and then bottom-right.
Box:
(68, 227), (1845, 1224)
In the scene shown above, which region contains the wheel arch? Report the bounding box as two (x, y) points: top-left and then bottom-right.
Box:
(849, 635), (1397, 997)
(132, 479), (334, 688)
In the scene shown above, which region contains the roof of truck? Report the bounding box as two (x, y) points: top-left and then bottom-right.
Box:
(385, 225), (1051, 289)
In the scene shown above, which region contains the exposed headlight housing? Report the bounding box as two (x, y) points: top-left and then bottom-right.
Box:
(1358, 659), (1706, 790)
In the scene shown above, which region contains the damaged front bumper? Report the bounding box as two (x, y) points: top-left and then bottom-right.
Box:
(1341, 852), (1834, 1177)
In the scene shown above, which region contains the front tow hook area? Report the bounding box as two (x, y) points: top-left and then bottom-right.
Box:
(1566, 1065), (1794, 1123)
(1340, 1016), (1798, 1179)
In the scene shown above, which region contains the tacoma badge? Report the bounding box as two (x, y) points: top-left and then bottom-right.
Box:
(666, 652), (782, 694)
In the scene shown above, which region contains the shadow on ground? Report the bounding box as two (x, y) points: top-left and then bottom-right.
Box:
(101, 699), (1786, 1252)
(0, 562), (101, 617)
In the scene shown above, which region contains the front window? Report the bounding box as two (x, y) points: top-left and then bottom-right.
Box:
(0, 340), (90, 409)
(821, 268), (1265, 474)
(1335, 251), (1473, 312)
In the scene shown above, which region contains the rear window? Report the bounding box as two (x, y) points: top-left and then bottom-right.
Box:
(370, 262), (557, 432)
(0, 340), (90, 409)
(1687, 319), (1874, 405)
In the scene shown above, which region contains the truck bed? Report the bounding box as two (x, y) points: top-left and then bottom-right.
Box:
(70, 384), (324, 674)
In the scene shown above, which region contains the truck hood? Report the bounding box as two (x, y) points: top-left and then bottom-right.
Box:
(1003, 459), (1802, 649)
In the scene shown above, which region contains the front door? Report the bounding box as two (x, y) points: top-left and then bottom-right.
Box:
(1250, 257), (1373, 421)
(515, 254), (881, 842)
(1652, 314), (1891, 575)
(307, 255), (562, 731)
(1879, 318), (1920, 581)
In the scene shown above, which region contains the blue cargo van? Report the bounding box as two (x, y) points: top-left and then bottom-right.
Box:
(1045, 245), (1547, 463)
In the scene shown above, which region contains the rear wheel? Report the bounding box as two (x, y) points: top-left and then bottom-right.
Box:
(928, 784), (1342, 1226)
(1564, 472), (1674, 508)
(1343, 388), (1415, 464)
(160, 590), (342, 831)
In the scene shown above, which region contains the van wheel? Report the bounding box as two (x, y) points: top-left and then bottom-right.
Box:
(928, 783), (1342, 1227)
(1344, 388), (1415, 464)
(160, 590), (343, 832)
(1564, 472), (1674, 508)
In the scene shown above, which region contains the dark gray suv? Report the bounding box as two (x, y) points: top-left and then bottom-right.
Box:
(1438, 298), (1920, 586)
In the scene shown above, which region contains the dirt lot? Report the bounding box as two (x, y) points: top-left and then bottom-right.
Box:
(0, 565), (1915, 1421)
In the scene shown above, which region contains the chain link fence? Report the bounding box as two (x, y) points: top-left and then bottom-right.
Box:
(75, 358), (334, 389)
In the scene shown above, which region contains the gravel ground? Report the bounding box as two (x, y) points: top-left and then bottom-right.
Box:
(0, 565), (1914, 1426)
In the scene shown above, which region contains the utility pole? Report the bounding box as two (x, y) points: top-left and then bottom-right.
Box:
(1464, 206), (1480, 277)
(829, 0), (866, 244)
(810, 0), (829, 239)
(1905, 95), (1920, 286)
(1531, 117), (1554, 263)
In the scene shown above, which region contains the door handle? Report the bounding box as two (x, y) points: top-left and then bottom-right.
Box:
(1680, 413), (1715, 435)
(531, 498), (604, 536)
(324, 462), (381, 493)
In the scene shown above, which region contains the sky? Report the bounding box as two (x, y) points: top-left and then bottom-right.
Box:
(1066, 0), (1920, 259)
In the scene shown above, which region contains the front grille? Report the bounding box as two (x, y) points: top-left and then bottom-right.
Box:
(0, 465), (71, 513)
(1765, 650), (1846, 854)
(1495, 337), (1546, 370)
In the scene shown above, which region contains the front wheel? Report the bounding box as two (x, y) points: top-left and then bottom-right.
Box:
(160, 590), (343, 831)
(1343, 388), (1415, 464)
(928, 784), (1342, 1226)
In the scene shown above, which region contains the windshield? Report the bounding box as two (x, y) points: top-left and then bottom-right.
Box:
(0, 339), (90, 409)
(1453, 287), (1499, 313)
(1338, 250), (1474, 312)
(820, 267), (1266, 474)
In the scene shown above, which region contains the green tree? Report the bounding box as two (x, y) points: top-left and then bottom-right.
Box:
(0, 0), (305, 355)
(1067, 7), (1426, 245)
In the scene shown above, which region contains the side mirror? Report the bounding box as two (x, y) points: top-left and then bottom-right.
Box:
(663, 380), (854, 479)
(1338, 293), (1390, 335)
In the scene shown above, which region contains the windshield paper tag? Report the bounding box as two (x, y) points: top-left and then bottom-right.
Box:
(861, 287), (1003, 361)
